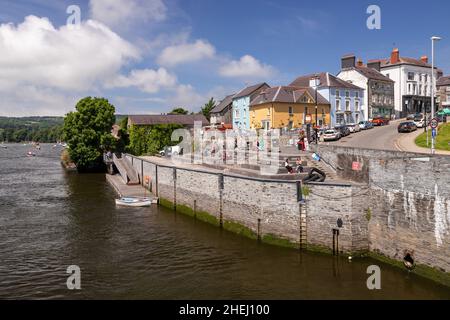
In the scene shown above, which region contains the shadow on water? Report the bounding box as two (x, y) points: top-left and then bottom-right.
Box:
(1, 144), (450, 299)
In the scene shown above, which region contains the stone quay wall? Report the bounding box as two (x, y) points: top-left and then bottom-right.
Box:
(124, 154), (368, 253)
(316, 145), (450, 275)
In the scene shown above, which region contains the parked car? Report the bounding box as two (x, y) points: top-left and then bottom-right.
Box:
(159, 145), (183, 157)
(322, 129), (341, 141)
(358, 121), (373, 130)
(398, 121), (417, 133)
(413, 118), (425, 128)
(335, 125), (351, 137)
(371, 117), (390, 126)
(346, 123), (361, 133)
(406, 114), (415, 120)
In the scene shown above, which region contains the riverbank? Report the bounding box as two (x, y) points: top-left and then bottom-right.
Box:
(122, 151), (450, 288)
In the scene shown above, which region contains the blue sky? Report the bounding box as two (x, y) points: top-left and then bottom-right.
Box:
(0, 0), (449, 116)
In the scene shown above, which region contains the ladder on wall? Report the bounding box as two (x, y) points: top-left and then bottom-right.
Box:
(300, 202), (307, 250)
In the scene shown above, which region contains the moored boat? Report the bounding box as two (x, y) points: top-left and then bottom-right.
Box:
(115, 197), (156, 207)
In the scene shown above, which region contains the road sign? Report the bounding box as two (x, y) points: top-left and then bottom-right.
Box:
(430, 118), (438, 129)
(432, 128), (437, 138)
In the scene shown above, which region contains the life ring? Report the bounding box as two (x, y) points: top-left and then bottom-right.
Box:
(403, 251), (416, 271)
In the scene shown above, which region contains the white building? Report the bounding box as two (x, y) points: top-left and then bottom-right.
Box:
(369, 48), (443, 118)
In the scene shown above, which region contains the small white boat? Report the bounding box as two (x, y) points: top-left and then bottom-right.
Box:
(115, 197), (155, 207)
(27, 151), (36, 157)
(1, 145), (7, 149)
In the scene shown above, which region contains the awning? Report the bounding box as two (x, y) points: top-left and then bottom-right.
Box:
(437, 108), (450, 115)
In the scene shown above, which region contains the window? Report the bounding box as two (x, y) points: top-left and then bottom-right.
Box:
(288, 121), (293, 129)
(335, 90), (340, 97)
(408, 72), (415, 81)
(355, 91), (359, 99)
(346, 100), (350, 111)
(355, 101), (360, 111)
(336, 100), (341, 111)
(235, 109), (240, 118)
(345, 91), (350, 98)
(288, 106), (293, 115)
(447, 94), (450, 102)
(267, 107), (271, 116)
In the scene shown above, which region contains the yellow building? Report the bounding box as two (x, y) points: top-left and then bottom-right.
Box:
(249, 86), (331, 129)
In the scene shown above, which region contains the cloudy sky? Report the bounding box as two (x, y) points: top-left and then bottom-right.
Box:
(0, 0), (449, 116)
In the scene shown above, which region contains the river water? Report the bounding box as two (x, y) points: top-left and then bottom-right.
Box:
(0, 144), (449, 300)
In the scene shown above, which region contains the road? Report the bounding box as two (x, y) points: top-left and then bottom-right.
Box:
(324, 120), (405, 151)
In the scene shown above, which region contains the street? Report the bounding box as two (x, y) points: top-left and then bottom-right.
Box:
(324, 120), (404, 151)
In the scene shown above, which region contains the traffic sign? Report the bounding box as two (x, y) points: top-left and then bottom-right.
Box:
(430, 118), (439, 129)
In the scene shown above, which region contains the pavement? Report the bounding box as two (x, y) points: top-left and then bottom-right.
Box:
(396, 127), (450, 155)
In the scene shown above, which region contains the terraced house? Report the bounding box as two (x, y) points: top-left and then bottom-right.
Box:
(249, 86), (331, 129)
(369, 48), (443, 118)
(437, 75), (450, 109)
(232, 83), (270, 130)
(289, 72), (364, 126)
(337, 55), (395, 120)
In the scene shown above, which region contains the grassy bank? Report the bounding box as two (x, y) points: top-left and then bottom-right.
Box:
(415, 123), (450, 151)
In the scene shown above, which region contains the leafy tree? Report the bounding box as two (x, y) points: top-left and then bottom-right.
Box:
(170, 107), (189, 115)
(201, 97), (216, 121)
(128, 124), (183, 156)
(63, 97), (116, 171)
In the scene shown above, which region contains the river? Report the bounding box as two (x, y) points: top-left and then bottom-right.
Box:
(0, 144), (449, 299)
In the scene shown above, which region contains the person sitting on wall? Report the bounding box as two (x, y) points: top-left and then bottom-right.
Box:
(285, 158), (293, 174)
(295, 157), (304, 173)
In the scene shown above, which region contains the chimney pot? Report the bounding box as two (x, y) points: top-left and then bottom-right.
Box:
(391, 48), (400, 64)
(420, 55), (428, 64)
(357, 58), (364, 67)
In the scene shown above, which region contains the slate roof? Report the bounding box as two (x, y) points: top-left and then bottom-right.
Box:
(128, 114), (209, 126)
(233, 83), (270, 99)
(210, 94), (235, 114)
(352, 66), (394, 82)
(290, 72), (363, 90)
(250, 86), (329, 106)
(437, 76), (450, 87)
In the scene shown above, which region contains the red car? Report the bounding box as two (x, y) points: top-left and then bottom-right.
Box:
(371, 117), (390, 126)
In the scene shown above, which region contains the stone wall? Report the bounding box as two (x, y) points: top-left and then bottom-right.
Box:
(124, 154), (367, 253)
(123, 151), (450, 277)
(316, 145), (450, 273)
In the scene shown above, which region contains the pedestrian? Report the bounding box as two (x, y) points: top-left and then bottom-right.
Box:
(295, 157), (304, 173)
(285, 158), (293, 174)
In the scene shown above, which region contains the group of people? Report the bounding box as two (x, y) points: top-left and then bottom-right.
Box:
(284, 157), (304, 174)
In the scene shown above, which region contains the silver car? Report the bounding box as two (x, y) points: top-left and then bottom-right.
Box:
(346, 123), (361, 133)
(323, 129), (341, 141)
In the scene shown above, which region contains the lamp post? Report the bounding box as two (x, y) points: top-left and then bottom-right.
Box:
(431, 36), (441, 155)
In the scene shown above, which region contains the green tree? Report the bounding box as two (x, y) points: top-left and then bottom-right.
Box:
(128, 124), (183, 156)
(201, 97), (216, 121)
(63, 97), (116, 171)
(170, 107), (189, 115)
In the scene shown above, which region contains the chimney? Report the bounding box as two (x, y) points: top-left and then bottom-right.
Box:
(367, 60), (381, 71)
(309, 76), (320, 88)
(357, 58), (364, 67)
(341, 54), (356, 69)
(420, 55), (428, 64)
(390, 48), (400, 64)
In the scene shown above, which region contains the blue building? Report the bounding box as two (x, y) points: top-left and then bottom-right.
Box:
(290, 73), (364, 126)
(232, 83), (270, 130)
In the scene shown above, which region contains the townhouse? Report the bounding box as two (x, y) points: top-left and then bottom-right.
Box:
(249, 86), (331, 129)
(289, 72), (364, 126)
(232, 83), (270, 130)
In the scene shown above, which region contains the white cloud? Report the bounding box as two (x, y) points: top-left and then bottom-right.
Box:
(106, 68), (177, 93)
(219, 55), (275, 79)
(157, 40), (216, 67)
(89, 0), (167, 29)
(0, 15), (139, 92)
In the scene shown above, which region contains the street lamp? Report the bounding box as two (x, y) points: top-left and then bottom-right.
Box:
(431, 35), (441, 155)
